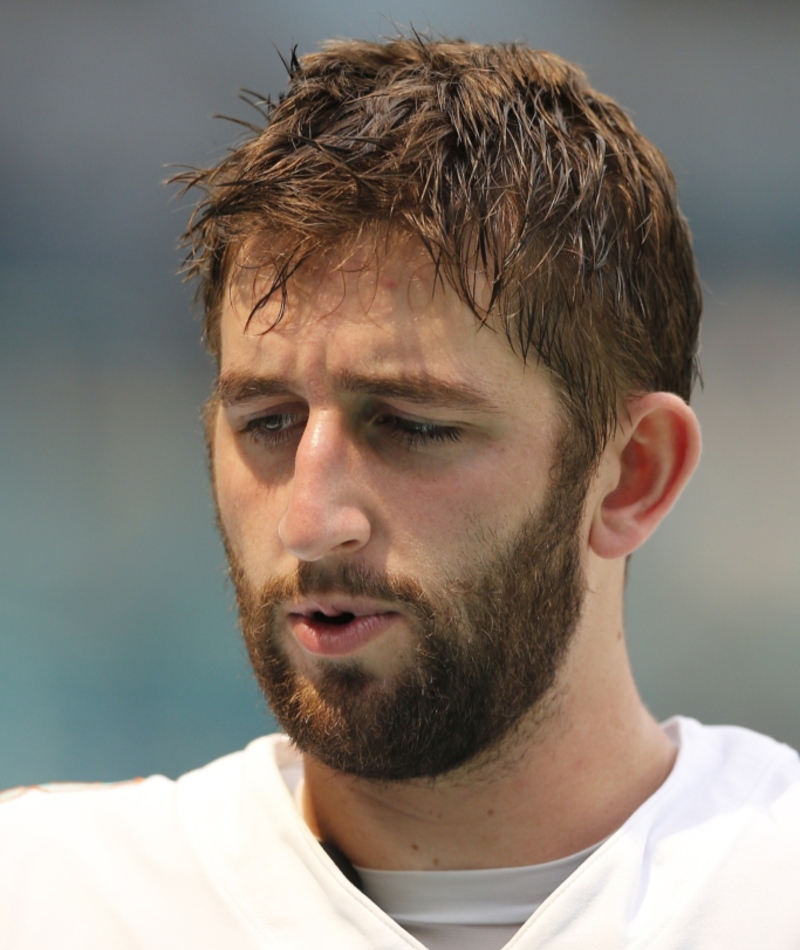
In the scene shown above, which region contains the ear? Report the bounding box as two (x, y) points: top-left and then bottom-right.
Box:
(588, 392), (701, 560)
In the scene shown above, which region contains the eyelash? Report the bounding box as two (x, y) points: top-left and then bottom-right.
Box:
(241, 412), (462, 450)
(242, 412), (306, 447)
(376, 415), (463, 449)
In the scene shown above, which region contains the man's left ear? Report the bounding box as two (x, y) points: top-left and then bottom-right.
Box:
(588, 392), (702, 560)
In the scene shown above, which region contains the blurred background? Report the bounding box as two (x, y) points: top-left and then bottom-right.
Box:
(1, 0), (798, 787)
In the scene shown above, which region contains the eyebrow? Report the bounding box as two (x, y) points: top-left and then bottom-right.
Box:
(217, 369), (500, 412)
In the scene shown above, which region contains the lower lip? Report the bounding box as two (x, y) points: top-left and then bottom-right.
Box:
(288, 612), (400, 657)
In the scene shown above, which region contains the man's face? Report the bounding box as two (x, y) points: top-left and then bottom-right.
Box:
(212, 245), (590, 780)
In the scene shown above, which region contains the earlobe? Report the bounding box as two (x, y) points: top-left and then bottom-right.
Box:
(588, 393), (702, 560)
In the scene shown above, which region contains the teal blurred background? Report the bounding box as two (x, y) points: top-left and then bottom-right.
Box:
(1, 0), (798, 787)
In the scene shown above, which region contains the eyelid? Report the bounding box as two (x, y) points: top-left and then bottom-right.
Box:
(365, 397), (470, 425)
(229, 399), (307, 425)
(376, 414), (463, 450)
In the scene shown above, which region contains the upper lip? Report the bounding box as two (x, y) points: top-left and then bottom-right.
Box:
(285, 598), (398, 619)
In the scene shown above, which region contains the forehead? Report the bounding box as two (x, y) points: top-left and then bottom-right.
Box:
(225, 238), (467, 332)
(217, 239), (559, 421)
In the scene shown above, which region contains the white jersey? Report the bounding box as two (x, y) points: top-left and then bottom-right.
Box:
(2, 717), (800, 949)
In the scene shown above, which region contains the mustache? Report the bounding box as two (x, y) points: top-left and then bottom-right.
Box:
(231, 558), (433, 617)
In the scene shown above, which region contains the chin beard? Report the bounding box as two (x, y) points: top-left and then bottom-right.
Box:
(226, 457), (589, 782)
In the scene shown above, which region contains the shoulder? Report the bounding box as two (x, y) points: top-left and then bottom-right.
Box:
(1, 770), (176, 831)
(529, 720), (800, 948)
(0, 771), (192, 913)
(0, 736), (290, 877)
(664, 716), (800, 819)
(0, 746), (264, 946)
(636, 719), (800, 942)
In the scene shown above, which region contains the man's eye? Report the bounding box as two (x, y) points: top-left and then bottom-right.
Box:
(377, 415), (462, 449)
(241, 412), (306, 446)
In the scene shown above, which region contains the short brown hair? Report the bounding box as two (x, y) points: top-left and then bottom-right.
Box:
(173, 35), (701, 461)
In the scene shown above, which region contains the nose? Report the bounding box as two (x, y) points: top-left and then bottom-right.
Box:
(278, 410), (371, 562)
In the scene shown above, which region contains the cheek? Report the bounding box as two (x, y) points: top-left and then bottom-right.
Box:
(212, 423), (284, 567)
(379, 446), (549, 563)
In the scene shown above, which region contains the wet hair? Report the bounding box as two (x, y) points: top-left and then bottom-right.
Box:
(172, 34), (701, 461)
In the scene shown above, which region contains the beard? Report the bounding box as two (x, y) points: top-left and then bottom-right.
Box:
(224, 441), (590, 783)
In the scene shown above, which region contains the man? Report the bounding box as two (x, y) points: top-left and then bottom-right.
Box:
(2, 35), (799, 949)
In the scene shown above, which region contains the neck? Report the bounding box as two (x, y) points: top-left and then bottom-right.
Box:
(299, 567), (676, 871)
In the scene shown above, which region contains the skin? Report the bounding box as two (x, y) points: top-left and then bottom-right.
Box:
(212, 242), (702, 871)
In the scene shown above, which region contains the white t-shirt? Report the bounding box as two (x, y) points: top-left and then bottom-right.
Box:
(290, 774), (604, 950)
(2, 717), (800, 948)
(354, 841), (604, 950)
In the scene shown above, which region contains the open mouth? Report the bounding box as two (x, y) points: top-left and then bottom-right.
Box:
(310, 610), (356, 627)
(288, 604), (400, 657)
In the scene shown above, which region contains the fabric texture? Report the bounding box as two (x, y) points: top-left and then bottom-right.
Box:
(355, 842), (601, 925)
(2, 718), (800, 949)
